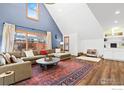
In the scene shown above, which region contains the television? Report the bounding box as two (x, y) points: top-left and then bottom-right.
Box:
(110, 43), (117, 48)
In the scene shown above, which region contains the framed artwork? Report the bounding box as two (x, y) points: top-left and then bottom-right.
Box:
(26, 3), (39, 21)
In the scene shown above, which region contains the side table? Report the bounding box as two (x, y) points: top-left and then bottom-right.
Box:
(0, 71), (15, 85)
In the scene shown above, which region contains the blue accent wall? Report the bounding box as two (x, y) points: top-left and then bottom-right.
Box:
(0, 3), (63, 50)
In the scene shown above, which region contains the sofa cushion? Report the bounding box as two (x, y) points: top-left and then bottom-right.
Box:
(86, 54), (97, 57)
(21, 55), (45, 61)
(21, 51), (26, 57)
(16, 59), (24, 63)
(35, 55), (46, 59)
(4, 53), (11, 64)
(52, 52), (70, 57)
(11, 55), (18, 63)
(47, 49), (55, 54)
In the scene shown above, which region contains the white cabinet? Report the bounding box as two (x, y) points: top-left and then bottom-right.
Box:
(103, 51), (113, 60)
(104, 48), (124, 61)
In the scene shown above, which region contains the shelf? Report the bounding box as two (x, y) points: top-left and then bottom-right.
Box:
(104, 35), (124, 38)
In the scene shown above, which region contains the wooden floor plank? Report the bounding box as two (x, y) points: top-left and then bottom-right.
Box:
(110, 61), (120, 85)
(118, 62), (124, 85)
(78, 59), (124, 85)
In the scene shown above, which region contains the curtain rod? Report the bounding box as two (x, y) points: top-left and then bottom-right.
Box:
(3, 22), (46, 32)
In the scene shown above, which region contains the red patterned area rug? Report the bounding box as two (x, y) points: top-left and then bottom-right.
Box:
(16, 59), (94, 85)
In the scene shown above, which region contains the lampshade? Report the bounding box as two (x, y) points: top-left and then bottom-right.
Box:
(60, 42), (64, 45)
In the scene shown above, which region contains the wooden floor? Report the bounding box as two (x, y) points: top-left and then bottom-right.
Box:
(78, 59), (124, 85)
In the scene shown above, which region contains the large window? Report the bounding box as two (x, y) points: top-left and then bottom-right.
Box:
(13, 30), (47, 51)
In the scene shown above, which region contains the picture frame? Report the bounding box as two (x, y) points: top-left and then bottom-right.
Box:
(26, 3), (39, 21)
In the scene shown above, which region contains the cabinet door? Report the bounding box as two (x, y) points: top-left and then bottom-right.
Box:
(103, 51), (113, 60)
(114, 52), (124, 61)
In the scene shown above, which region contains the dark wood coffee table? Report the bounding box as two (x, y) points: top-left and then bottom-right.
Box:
(36, 57), (60, 69)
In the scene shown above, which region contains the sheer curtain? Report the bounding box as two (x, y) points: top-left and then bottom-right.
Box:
(1, 23), (15, 52)
(46, 32), (52, 50)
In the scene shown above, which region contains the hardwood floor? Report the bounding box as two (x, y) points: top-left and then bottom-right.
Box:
(78, 59), (124, 85)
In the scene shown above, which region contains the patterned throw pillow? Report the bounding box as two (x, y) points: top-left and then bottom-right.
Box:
(4, 53), (11, 64)
(40, 49), (48, 55)
(11, 55), (24, 63)
(11, 55), (18, 63)
(87, 49), (97, 54)
(0, 55), (6, 66)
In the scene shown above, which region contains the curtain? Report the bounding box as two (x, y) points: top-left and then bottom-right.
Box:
(1, 23), (15, 52)
(46, 32), (52, 49)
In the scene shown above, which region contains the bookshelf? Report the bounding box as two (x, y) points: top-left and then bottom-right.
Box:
(104, 30), (124, 48)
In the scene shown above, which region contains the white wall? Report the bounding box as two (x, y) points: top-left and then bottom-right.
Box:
(68, 33), (78, 56)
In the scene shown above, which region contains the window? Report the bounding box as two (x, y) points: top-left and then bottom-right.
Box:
(13, 30), (47, 51)
(26, 3), (39, 20)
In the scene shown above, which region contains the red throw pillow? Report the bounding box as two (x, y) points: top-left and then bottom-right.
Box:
(40, 50), (48, 55)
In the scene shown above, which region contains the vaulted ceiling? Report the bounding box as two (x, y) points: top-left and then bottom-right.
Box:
(87, 3), (124, 31)
(45, 3), (103, 40)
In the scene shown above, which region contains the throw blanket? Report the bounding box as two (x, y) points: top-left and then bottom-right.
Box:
(76, 56), (101, 62)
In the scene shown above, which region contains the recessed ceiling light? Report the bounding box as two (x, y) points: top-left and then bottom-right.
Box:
(115, 10), (120, 15)
(114, 20), (118, 24)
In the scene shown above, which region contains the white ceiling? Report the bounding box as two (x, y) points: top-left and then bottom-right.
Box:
(87, 3), (124, 31)
(45, 4), (103, 40)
